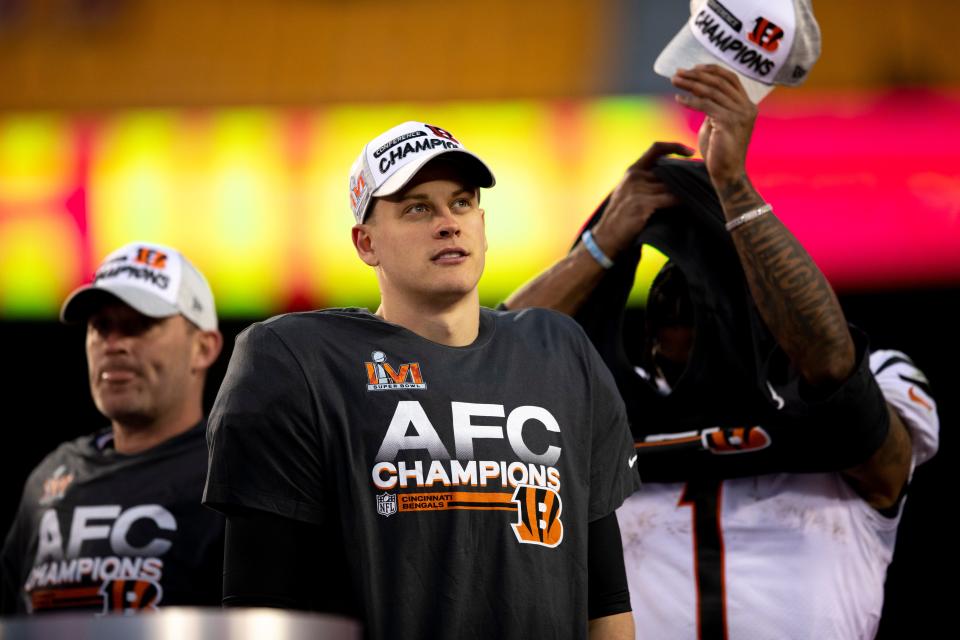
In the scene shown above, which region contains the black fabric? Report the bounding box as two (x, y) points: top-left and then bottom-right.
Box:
(222, 508), (360, 618)
(587, 511), (630, 620)
(204, 307), (639, 640)
(575, 160), (775, 431)
(573, 158), (889, 481)
(0, 422), (224, 615)
(681, 479), (726, 640)
(0, 557), (16, 614)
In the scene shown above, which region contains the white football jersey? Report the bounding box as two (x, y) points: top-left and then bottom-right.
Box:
(619, 350), (939, 640)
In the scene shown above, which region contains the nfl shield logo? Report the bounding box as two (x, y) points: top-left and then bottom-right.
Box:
(377, 492), (397, 517)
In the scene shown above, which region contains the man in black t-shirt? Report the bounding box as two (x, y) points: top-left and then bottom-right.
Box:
(204, 121), (640, 639)
(1, 242), (225, 615)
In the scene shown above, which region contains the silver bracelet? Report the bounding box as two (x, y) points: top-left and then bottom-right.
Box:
(580, 229), (615, 269)
(725, 203), (773, 232)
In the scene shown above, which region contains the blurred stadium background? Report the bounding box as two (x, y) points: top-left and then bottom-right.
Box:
(1, 1), (956, 636)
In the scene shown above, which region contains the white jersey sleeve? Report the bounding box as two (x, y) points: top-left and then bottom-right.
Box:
(869, 350), (939, 468)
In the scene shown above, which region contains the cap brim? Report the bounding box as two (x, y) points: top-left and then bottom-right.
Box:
(372, 149), (496, 199)
(60, 284), (180, 325)
(654, 24), (774, 104)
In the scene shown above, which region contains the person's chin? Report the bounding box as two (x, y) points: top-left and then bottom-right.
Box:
(421, 280), (477, 303)
(95, 396), (148, 423)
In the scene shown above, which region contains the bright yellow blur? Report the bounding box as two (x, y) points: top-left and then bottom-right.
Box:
(0, 99), (691, 317)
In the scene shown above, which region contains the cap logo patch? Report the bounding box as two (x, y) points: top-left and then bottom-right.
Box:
(707, 0), (742, 31)
(424, 124), (459, 143)
(135, 247), (167, 269)
(373, 130), (427, 159)
(350, 172), (367, 210)
(748, 17), (785, 52)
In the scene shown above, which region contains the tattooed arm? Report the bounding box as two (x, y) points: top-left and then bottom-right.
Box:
(671, 64), (910, 509)
(672, 64), (854, 386)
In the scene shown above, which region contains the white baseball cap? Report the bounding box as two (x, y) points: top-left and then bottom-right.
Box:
(61, 241), (218, 331)
(349, 121), (496, 223)
(654, 0), (821, 103)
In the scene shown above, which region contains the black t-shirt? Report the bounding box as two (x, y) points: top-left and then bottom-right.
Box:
(204, 307), (639, 640)
(0, 422), (224, 615)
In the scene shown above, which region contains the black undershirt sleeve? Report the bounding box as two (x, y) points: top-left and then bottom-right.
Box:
(588, 511), (631, 620)
(1, 519), (23, 615)
(222, 508), (361, 619)
(0, 565), (17, 615)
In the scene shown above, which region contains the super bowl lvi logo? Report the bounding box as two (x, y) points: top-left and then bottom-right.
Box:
(364, 351), (427, 391)
(39, 465), (74, 505)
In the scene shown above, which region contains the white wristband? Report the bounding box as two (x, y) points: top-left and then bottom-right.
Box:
(725, 203), (773, 232)
(581, 229), (615, 269)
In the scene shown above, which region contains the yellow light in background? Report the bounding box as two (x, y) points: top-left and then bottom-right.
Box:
(0, 115), (73, 202)
(632, 244), (670, 306)
(6, 93), (960, 320)
(1, 98), (694, 319)
(461, 102), (580, 306)
(200, 110), (290, 316)
(92, 112), (178, 252)
(303, 105), (386, 310)
(574, 99), (692, 307)
(91, 110), (291, 316)
(577, 97), (694, 202)
(0, 115), (82, 315)
(0, 216), (81, 316)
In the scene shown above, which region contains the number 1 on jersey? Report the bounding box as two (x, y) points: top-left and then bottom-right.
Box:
(679, 479), (728, 640)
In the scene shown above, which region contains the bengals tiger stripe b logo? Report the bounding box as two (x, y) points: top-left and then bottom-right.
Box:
(99, 578), (163, 613)
(425, 124), (459, 143)
(134, 247), (168, 269)
(748, 17), (784, 52)
(511, 485), (563, 548)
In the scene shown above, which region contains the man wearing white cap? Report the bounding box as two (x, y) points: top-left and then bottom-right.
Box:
(204, 122), (640, 639)
(504, 1), (939, 638)
(1, 242), (225, 615)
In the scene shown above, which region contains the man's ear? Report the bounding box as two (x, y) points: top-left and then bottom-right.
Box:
(352, 224), (380, 267)
(192, 329), (223, 373)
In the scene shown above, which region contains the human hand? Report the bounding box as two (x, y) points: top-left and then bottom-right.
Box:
(671, 64), (757, 191)
(592, 142), (694, 258)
